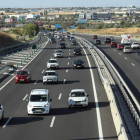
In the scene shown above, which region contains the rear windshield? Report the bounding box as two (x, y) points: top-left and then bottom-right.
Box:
(71, 92), (85, 97)
(74, 59), (83, 63)
(125, 47), (131, 49)
(49, 60), (57, 63)
(112, 42), (116, 43)
(134, 43), (139, 44)
(55, 50), (62, 53)
(30, 95), (47, 102)
(44, 72), (56, 76)
(60, 43), (65, 46)
(17, 71), (28, 75)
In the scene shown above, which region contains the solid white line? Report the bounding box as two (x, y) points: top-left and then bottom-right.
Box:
(0, 41), (48, 91)
(34, 80), (38, 84)
(69, 53), (70, 55)
(132, 63), (135, 66)
(68, 57), (70, 59)
(66, 69), (68, 73)
(114, 50), (116, 51)
(58, 93), (62, 100)
(3, 72), (15, 76)
(124, 57), (127, 60)
(3, 117), (12, 128)
(119, 53), (121, 55)
(79, 42), (104, 140)
(50, 116), (55, 127)
(69, 50), (70, 51)
(23, 94), (28, 100)
(42, 70), (45, 73)
(67, 62), (69, 65)
(63, 79), (66, 83)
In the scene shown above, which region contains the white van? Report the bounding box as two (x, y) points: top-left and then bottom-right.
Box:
(0, 104), (4, 120)
(121, 34), (131, 45)
(27, 89), (52, 115)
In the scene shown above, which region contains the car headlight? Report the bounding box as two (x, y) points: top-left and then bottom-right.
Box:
(28, 104), (32, 107)
(26, 76), (30, 79)
(15, 77), (18, 79)
(83, 98), (86, 102)
(70, 99), (74, 102)
(44, 104), (48, 107)
(74, 64), (76, 66)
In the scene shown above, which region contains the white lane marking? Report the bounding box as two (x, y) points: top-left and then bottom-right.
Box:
(3, 117), (12, 128)
(125, 57), (127, 60)
(79, 42), (104, 139)
(23, 94), (28, 100)
(66, 69), (68, 73)
(3, 72), (15, 76)
(58, 93), (62, 100)
(67, 62), (69, 65)
(114, 50), (116, 51)
(50, 116), (55, 127)
(0, 41), (48, 91)
(69, 53), (70, 55)
(132, 63), (135, 66)
(34, 80), (38, 84)
(119, 53), (121, 55)
(63, 79), (66, 83)
(42, 70), (45, 73)
(68, 57), (70, 59)
(69, 50), (70, 51)
(106, 45), (107, 46)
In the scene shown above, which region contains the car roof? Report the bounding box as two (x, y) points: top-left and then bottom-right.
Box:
(18, 69), (28, 72)
(71, 89), (85, 92)
(45, 70), (56, 73)
(31, 89), (48, 95)
(74, 58), (82, 60)
(49, 58), (57, 61)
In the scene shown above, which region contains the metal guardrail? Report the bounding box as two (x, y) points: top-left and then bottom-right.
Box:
(0, 65), (9, 75)
(76, 36), (140, 133)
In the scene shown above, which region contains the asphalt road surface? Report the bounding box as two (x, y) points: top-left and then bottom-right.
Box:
(0, 35), (118, 140)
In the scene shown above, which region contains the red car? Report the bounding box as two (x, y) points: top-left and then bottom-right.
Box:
(117, 44), (125, 50)
(110, 41), (117, 47)
(15, 70), (31, 83)
(93, 35), (98, 39)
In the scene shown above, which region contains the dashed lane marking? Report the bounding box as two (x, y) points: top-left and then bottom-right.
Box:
(50, 116), (55, 127)
(58, 93), (62, 100)
(23, 94), (28, 100)
(63, 79), (66, 84)
(3, 117), (12, 128)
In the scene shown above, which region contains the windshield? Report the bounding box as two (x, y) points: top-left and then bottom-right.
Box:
(134, 43), (139, 44)
(44, 72), (56, 76)
(74, 60), (83, 63)
(125, 47), (131, 49)
(71, 92), (85, 97)
(55, 50), (62, 53)
(60, 43), (65, 46)
(49, 60), (57, 63)
(30, 95), (48, 102)
(17, 71), (28, 75)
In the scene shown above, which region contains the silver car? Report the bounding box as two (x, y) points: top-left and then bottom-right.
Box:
(53, 49), (64, 58)
(131, 42), (140, 49)
(123, 46), (132, 53)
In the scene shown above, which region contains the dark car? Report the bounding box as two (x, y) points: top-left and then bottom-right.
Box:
(50, 37), (56, 43)
(59, 43), (66, 49)
(60, 37), (65, 41)
(70, 36), (75, 41)
(71, 39), (77, 45)
(73, 58), (85, 69)
(110, 36), (114, 41)
(66, 35), (70, 39)
(74, 47), (82, 55)
(93, 35), (98, 39)
(95, 39), (101, 45)
(104, 38), (111, 43)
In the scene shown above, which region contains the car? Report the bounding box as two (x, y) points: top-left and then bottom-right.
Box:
(71, 39), (77, 45)
(131, 42), (140, 49)
(70, 36), (75, 41)
(73, 58), (85, 69)
(110, 41), (117, 47)
(74, 47), (82, 55)
(27, 89), (52, 115)
(60, 37), (65, 41)
(95, 39), (101, 45)
(117, 44), (125, 50)
(68, 89), (89, 108)
(15, 70), (31, 83)
(59, 43), (66, 49)
(57, 36), (59, 39)
(49, 37), (56, 43)
(66, 35), (70, 39)
(123, 46), (132, 53)
(110, 36), (114, 41)
(93, 35), (98, 39)
(104, 38), (111, 43)
(0, 104), (4, 120)
(53, 49), (64, 58)
(43, 70), (58, 84)
(47, 59), (59, 69)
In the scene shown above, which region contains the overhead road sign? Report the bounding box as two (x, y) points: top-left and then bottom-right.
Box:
(62, 29), (66, 31)
(71, 26), (75, 29)
(78, 19), (87, 24)
(55, 24), (60, 28)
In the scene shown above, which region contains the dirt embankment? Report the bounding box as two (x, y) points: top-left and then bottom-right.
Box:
(71, 28), (140, 39)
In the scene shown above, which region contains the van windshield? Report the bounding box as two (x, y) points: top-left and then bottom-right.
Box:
(30, 95), (48, 102)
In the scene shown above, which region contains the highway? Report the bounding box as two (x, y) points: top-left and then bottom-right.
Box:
(76, 34), (140, 102)
(0, 35), (117, 140)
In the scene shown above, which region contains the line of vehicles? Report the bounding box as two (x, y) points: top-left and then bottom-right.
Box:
(93, 34), (140, 53)
(0, 31), (89, 119)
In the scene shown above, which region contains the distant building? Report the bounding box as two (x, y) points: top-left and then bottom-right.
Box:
(79, 13), (86, 19)
(47, 15), (56, 20)
(86, 13), (92, 19)
(97, 12), (111, 20)
(92, 13), (98, 20)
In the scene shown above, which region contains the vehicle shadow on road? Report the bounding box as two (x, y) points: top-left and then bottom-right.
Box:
(0, 117), (43, 126)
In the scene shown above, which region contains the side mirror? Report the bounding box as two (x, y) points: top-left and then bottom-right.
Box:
(26, 99), (29, 102)
(57, 74), (58, 76)
(49, 99), (52, 102)
(87, 95), (89, 97)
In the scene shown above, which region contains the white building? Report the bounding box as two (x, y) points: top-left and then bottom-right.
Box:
(79, 13), (85, 19)
(86, 13), (92, 19)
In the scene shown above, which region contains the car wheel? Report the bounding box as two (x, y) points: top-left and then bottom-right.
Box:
(43, 82), (45, 85)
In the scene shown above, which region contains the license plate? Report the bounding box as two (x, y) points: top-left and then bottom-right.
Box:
(48, 80), (52, 81)
(51, 66), (54, 67)
(20, 79), (24, 81)
(35, 109), (41, 111)
(77, 66), (81, 67)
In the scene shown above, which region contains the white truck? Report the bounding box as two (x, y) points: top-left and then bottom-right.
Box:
(121, 34), (131, 45)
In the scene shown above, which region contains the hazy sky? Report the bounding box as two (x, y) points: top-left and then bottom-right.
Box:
(0, 0), (139, 8)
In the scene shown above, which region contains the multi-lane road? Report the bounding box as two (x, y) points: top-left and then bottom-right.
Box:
(0, 35), (118, 140)
(76, 34), (140, 103)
